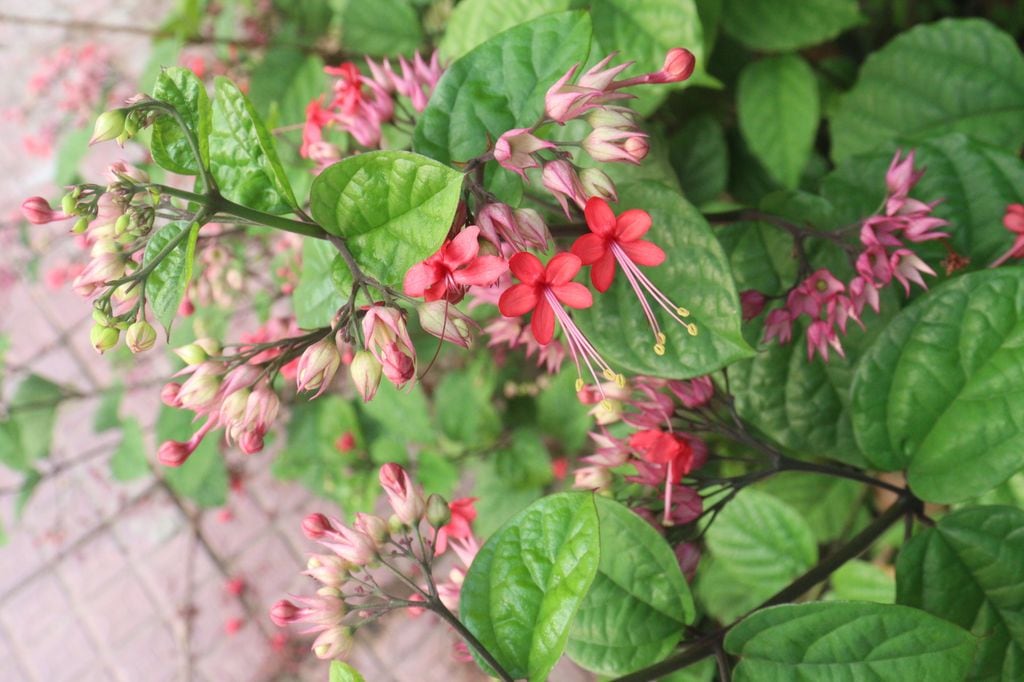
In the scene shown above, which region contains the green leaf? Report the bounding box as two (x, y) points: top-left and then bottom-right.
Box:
(720, 0), (862, 52)
(93, 383), (123, 432)
(293, 239), (343, 328)
(714, 220), (797, 297)
(309, 151), (463, 286)
(15, 470), (41, 519)
(110, 418), (150, 482)
(494, 429), (553, 490)
(830, 19), (1024, 163)
(248, 49), (327, 126)
(55, 126), (93, 185)
(414, 11), (592, 165)
(725, 602), (977, 681)
(536, 368), (592, 454)
(151, 67), (212, 175)
(567, 497), (694, 676)
(0, 375), (63, 471)
(337, 0), (422, 56)
(590, 0), (705, 115)
(851, 268), (1024, 502)
(210, 76), (298, 214)
(144, 221), (200, 334)
(830, 560), (895, 603)
(157, 406), (228, 507)
(328, 661), (366, 682)
(414, 450), (459, 497)
(461, 493), (600, 681)
(358, 381), (434, 445)
(755, 473), (864, 543)
(823, 133), (1024, 266)
(574, 181), (752, 379)
(897, 505), (1024, 680)
(669, 113), (729, 207)
(439, 0), (571, 60)
(737, 55), (819, 189)
(434, 367), (501, 448)
(704, 489), (817, 606)
(471, 458), (544, 539)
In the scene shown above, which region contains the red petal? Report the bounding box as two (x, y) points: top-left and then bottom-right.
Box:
(509, 251), (544, 284)
(621, 240), (665, 266)
(453, 255), (508, 286)
(423, 279), (448, 302)
(615, 209), (652, 241)
(498, 284), (538, 316)
(571, 233), (608, 264)
(552, 282), (593, 309)
(591, 249), (617, 292)
(531, 297), (555, 344)
(444, 226), (481, 267)
(584, 197), (617, 236)
(544, 252), (582, 285)
(403, 262), (439, 297)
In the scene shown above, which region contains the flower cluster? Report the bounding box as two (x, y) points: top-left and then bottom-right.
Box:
(753, 150), (947, 361)
(272, 464), (481, 661)
(301, 52), (444, 163)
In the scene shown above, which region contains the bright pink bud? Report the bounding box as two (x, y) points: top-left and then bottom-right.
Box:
(379, 463), (425, 526)
(21, 196), (65, 224)
(739, 290), (767, 321)
(160, 382), (183, 407)
(362, 307), (416, 389)
(651, 48), (695, 83)
(237, 430), (265, 455)
(493, 127), (556, 178)
(296, 336), (342, 398)
(158, 439), (195, 467)
(545, 64), (600, 124)
(1004, 204), (1024, 234)
(669, 376), (714, 409)
(763, 308), (793, 344)
(541, 160), (588, 217)
(270, 599), (301, 627)
(303, 513), (335, 540)
(224, 618), (243, 635)
(335, 431), (356, 452)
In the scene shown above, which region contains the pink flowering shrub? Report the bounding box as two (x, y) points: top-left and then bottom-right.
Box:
(8, 4), (1024, 681)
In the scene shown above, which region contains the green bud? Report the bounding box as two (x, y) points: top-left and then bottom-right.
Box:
(425, 493), (451, 529)
(61, 193), (76, 216)
(174, 342), (207, 366)
(114, 214), (131, 236)
(91, 308), (111, 325)
(89, 324), (119, 354)
(89, 109), (127, 145)
(72, 217), (89, 233)
(126, 320), (157, 353)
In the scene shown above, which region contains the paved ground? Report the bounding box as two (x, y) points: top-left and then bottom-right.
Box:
(0, 3), (599, 681)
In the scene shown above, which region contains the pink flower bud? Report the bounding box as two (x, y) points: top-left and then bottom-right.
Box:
(739, 290), (767, 321)
(417, 301), (475, 348)
(224, 617), (243, 635)
(302, 513), (334, 540)
(335, 431), (356, 452)
(583, 127), (649, 164)
(513, 208), (552, 251)
(541, 160), (588, 217)
(362, 307), (416, 389)
(325, 525), (378, 565)
(354, 512), (389, 545)
(545, 64), (600, 124)
(668, 376), (714, 409)
(1004, 204), (1024, 234)
(225, 577), (245, 596)
(312, 625), (353, 660)
(125, 320), (157, 353)
(573, 465), (612, 491)
(238, 430), (265, 455)
(244, 384), (279, 433)
(651, 48), (696, 83)
(106, 160), (148, 184)
(493, 127), (556, 178)
(270, 599), (301, 627)
(158, 439), (195, 467)
(379, 463), (425, 526)
(350, 350), (382, 402)
(296, 336), (342, 398)
(177, 363), (223, 412)
(305, 554), (349, 587)
(160, 382), (183, 407)
(21, 196), (65, 225)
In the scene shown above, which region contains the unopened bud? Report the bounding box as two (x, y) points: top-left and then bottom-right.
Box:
(579, 167), (618, 202)
(20, 196), (59, 225)
(61, 193), (76, 216)
(174, 342), (208, 366)
(90, 109), (127, 145)
(90, 323), (119, 354)
(350, 350), (382, 402)
(126, 320), (157, 353)
(426, 493), (451, 529)
(114, 214), (131, 237)
(72, 217), (89, 233)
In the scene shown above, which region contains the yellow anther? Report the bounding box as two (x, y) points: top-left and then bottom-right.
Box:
(575, 377), (585, 391)
(599, 399), (613, 411)
(615, 373), (627, 387)
(602, 368), (617, 381)
(653, 343), (666, 356)
(677, 307), (690, 317)
(656, 332), (667, 345)
(686, 323), (699, 336)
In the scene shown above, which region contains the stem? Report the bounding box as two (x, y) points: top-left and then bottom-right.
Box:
(427, 600), (515, 682)
(777, 455), (906, 496)
(216, 196), (330, 240)
(613, 494), (917, 681)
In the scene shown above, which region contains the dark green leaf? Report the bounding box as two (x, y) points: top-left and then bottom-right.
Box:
(413, 12), (592, 165)
(293, 239), (343, 328)
(494, 429), (553, 489)
(359, 381), (434, 445)
(725, 602), (977, 681)
(830, 560), (895, 603)
(720, 0), (863, 52)
(110, 418), (150, 482)
(567, 497), (694, 676)
(151, 67), (212, 175)
(434, 367), (501, 448)
(471, 459), (544, 538)
(338, 0), (422, 56)
(461, 492), (601, 681)
(574, 181), (752, 379)
(897, 505), (1024, 681)
(143, 221), (200, 334)
(669, 113), (729, 207)
(755, 473), (864, 543)
(714, 220), (796, 297)
(309, 151), (463, 286)
(210, 76), (298, 213)
(737, 55), (819, 189)
(830, 19), (1024, 163)
(590, 0), (707, 115)
(439, 0), (571, 60)
(851, 268), (1024, 502)
(536, 369), (592, 454)
(414, 450), (459, 497)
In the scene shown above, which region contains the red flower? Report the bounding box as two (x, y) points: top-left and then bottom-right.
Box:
(572, 197), (665, 292)
(498, 252), (592, 345)
(403, 226), (508, 303)
(435, 497), (477, 555)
